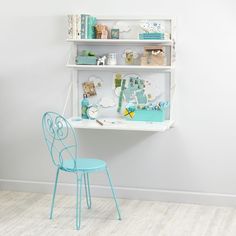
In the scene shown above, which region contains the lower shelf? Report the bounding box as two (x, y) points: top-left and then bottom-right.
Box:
(68, 118), (174, 132)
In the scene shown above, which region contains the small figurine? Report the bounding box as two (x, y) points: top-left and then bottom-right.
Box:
(101, 25), (108, 39)
(97, 56), (107, 65)
(123, 49), (138, 65)
(95, 24), (108, 39)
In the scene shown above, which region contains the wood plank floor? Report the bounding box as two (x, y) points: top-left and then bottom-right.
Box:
(0, 191), (236, 236)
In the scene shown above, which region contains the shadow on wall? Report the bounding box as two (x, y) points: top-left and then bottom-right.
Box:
(77, 129), (160, 160)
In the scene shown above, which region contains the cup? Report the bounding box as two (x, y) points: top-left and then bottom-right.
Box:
(107, 53), (117, 65)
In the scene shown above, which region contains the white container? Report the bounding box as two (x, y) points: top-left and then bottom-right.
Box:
(107, 53), (117, 65)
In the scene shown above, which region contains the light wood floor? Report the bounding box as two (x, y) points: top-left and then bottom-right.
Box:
(1, 191), (236, 236)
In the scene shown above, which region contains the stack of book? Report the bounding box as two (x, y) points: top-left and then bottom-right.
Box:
(139, 33), (165, 40)
(67, 14), (97, 39)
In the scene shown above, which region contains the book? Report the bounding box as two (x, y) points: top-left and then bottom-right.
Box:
(67, 15), (73, 39)
(80, 14), (89, 39)
(139, 33), (165, 40)
(87, 16), (96, 39)
(68, 15), (81, 39)
(85, 15), (89, 39)
(75, 15), (80, 39)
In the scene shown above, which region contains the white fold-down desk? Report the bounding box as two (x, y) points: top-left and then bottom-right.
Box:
(68, 118), (174, 132)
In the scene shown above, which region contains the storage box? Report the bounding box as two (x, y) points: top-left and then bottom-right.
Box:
(76, 56), (97, 65)
(141, 46), (165, 66)
(125, 109), (165, 122)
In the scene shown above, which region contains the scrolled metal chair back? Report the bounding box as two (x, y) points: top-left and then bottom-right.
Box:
(42, 112), (78, 171)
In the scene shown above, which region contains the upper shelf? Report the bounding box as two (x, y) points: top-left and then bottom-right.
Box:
(66, 64), (173, 71)
(66, 39), (173, 46)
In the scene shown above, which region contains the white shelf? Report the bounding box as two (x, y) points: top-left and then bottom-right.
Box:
(67, 39), (173, 45)
(68, 118), (174, 132)
(65, 16), (176, 132)
(66, 64), (172, 71)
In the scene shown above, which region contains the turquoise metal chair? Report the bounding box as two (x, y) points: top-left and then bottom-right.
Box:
(42, 112), (121, 230)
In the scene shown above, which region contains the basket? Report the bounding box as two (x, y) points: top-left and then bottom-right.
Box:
(76, 56), (97, 65)
(125, 109), (165, 122)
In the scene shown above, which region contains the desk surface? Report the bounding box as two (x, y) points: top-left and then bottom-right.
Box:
(68, 118), (174, 132)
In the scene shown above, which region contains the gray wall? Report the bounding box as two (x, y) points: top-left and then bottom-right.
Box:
(1, 0), (236, 205)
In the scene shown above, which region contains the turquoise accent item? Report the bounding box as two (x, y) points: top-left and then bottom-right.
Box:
(126, 103), (136, 112)
(87, 16), (96, 39)
(159, 101), (170, 111)
(80, 14), (89, 39)
(139, 32), (165, 40)
(76, 56), (97, 65)
(81, 94), (89, 119)
(42, 112), (121, 230)
(126, 109), (165, 122)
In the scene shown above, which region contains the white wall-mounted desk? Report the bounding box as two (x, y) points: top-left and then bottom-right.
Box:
(68, 118), (174, 132)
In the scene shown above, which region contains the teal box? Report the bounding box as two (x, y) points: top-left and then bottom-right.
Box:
(126, 109), (165, 122)
(76, 56), (97, 65)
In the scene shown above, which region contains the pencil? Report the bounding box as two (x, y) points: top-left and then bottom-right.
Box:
(96, 119), (103, 126)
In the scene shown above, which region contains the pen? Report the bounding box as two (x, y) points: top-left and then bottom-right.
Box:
(96, 119), (103, 126)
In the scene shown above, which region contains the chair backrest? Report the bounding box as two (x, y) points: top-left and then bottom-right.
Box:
(42, 112), (78, 170)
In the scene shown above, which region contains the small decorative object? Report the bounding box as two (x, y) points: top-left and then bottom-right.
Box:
(117, 79), (126, 113)
(135, 89), (148, 105)
(111, 29), (119, 39)
(114, 73), (122, 88)
(100, 97), (115, 108)
(123, 49), (139, 65)
(87, 105), (99, 119)
(81, 94), (89, 119)
(82, 81), (96, 97)
(76, 50), (97, 65)
(88, 75), (102, 88)
(95, 24), (109, 39)
(101, 25), (108, 39)
(97, 56), (107, 65)
(107, 53), (117, 65)
(141, 46), (165, 66)
(123, 103), (136, 119)
(114, 21), (130, 33)
(81, 50), (96, 57)
(140, 21), (164, 33)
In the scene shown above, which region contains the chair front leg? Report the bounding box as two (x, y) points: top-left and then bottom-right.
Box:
(76, 173), (83, 230)
(105, 168), (122, 220)
(50, 167), (60, 219)
(84, 173), (92, 209)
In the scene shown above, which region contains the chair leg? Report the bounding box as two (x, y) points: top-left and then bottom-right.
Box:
(76, 173), (83, 230)
(84, 173), (92, 209)
(105, 168), (122, 220)
(50, 167), (60, 219)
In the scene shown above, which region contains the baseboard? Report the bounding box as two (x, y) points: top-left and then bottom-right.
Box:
(0, 178), (236, 207)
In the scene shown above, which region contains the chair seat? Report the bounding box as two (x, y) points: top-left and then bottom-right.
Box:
(60, 158), (106, 172)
